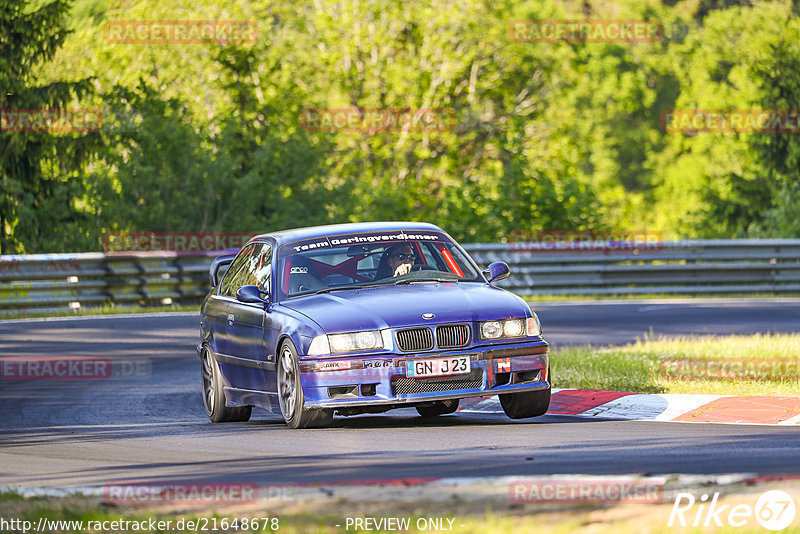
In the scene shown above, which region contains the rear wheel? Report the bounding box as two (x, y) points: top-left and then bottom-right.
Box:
(201, 346), (252, 423)
(500, 387), (550, 419)
(277, 340), (333, 429)
(416, 399), (459, 417)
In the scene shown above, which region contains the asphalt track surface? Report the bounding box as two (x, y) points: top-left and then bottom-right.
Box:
(0, 299), (799, 489)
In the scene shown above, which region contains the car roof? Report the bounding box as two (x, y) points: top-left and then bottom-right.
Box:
(250, 221), (446, 246)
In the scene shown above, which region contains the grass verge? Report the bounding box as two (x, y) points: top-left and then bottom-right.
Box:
(0, 304), (199, 321)
(551, 333), (800, 396)
(3, 481), (800, 534)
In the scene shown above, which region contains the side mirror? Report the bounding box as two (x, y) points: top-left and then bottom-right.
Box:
(236, 285), (268, 304)
(483, 261), (510, 283)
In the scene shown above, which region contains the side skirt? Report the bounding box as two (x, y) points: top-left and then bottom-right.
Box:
(223, 386), (280, 414)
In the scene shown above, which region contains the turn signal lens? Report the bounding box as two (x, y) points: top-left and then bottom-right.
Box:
(307, 335), (331, 356)
(526, 315), (541, 336)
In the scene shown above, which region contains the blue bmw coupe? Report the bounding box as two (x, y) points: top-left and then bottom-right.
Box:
(199, 222), (550, 428)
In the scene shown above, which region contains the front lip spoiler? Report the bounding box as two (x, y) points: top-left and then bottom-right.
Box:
(303, 381), (550, 410)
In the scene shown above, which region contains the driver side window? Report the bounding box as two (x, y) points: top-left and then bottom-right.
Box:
(219, 244), (255, 298)
(241, 243), (272, 292)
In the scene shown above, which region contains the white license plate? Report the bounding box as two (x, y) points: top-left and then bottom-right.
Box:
(406, 356), (470, 377)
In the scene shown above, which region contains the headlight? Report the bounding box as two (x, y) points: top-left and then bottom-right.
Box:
(503, 319), (525, 337)
(309, 330), (384, 355)
(353, 330), (382, 350)
(480, 318), (537, 340)
(480, 321), (503, 339)
(329, 333), (355, 353)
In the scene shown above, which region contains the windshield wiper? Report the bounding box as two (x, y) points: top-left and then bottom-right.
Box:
(310, 284), (369, 295)
(308, 278), (458, 294)
(394, 277), (458, 285)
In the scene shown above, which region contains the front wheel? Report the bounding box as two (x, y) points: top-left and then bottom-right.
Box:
(277, 340), (333, 429)
(500, 387), (551, 419)
(201, 346), (252, 423)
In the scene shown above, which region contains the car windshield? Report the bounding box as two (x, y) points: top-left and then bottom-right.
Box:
(277, 231), (481, 299)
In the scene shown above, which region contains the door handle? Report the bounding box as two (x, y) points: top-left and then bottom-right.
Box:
(227, 313), (235, 325)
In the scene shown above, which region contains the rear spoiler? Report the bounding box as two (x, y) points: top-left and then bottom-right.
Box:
(209, 254), (237, 287)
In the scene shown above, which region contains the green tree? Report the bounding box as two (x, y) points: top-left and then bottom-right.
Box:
(0, 0), (100, 253)
(210, 44), (337, 233)
(646, 3), (795, 237)
(747, 33), (800, 237)
(19, 0), (800, 249)
(91, 81), (221, 234)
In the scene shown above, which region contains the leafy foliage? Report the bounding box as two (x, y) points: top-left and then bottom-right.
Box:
(0, 0), (100, 253)
(3, 0), (800, 253)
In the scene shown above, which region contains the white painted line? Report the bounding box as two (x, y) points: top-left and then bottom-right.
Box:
(459, 392), (795, 426)
(581, 394), (669, 420)
(778, 412), (800, 426)
(459, 396), (502, 414)
(654, 394), (729, 422)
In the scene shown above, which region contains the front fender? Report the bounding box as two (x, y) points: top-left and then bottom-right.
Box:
(269, 303), (325, 360)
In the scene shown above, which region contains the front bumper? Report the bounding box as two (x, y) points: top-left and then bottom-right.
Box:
(299, 339), (549, 409)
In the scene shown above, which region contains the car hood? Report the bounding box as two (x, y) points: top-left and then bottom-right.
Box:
(279, 282), (530, 332)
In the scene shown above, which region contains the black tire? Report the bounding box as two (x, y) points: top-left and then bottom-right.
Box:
(278, 340), (333, 429)
(201, 345), (252, 423)
(416, 399), (459, 417)
(500, 387), (551, 419)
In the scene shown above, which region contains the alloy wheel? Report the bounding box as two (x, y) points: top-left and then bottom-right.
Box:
(278, 345), (297, 419)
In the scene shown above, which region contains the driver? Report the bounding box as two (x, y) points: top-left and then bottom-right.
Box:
(379, 243), (416, 278)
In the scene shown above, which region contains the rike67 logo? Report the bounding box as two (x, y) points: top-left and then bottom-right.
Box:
(668, 490), (796, 531)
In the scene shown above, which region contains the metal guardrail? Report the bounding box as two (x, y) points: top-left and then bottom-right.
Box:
(0, 251), (229, 315)
(1, 240), (799, 315)
(473, 239), (800, 295)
